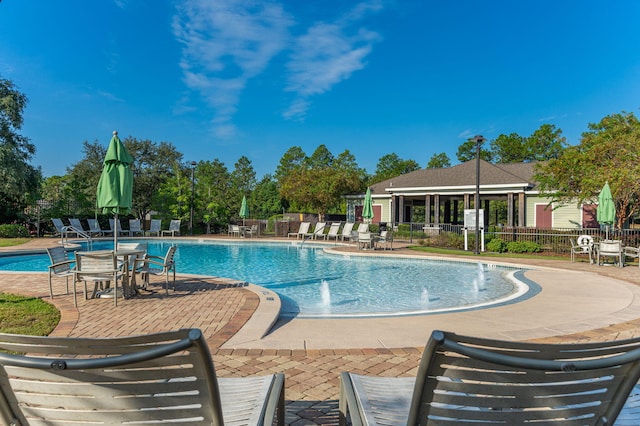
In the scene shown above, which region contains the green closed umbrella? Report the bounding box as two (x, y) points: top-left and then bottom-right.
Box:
(239, 195), (249, 226)
(362, 187), (374, 222)
(597, 181), (616, 240)
(97, 131), (134, 248)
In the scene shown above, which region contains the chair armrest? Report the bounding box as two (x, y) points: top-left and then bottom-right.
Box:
(48, 260), (76, 270)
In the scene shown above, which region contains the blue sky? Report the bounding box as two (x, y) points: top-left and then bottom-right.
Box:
(1, 0), (639, 179)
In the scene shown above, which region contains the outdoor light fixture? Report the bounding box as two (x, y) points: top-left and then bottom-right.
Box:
(472, 135), (485, 255)
(190, 161), (197, 235)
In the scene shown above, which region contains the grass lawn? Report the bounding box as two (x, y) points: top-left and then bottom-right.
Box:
(0, 293), (60, 335)
(0, 238), (30, 247)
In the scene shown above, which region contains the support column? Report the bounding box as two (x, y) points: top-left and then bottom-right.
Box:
(434, 194), (441, 225)
(518, 192), (526, 226)
(484, 200), (489, 228)
(425, 195), (432, 225)
(464, 193), (471, 210)
(507, 193), (514, 227)
(398, 195), (405, 223)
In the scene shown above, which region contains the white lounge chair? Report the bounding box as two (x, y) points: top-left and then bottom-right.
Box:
(325, 223), (341, 240)
(312, 222), (326, 239)
(288, 222), (311, 239)
(340, 222), (355, 241)
(0, 329), (285, 426)
(161, 219), (181, 237)
(51, 218), (77, 239)
(69, 218), (88, 234)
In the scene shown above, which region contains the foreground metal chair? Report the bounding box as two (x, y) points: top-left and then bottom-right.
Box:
(46, 246), (75, 299)
(339, 330), (640, 425)
(0, 328), (285, 426)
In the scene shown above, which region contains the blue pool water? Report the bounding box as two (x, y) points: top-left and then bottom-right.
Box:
(0, 239), (528, 318)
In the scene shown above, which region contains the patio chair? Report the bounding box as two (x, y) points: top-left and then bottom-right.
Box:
(73, 251), (122, 307)
(87, 218), (110, 236)
(140, 245), (177, 294)
(69, 218), (88, 234)
(245, 224), (258, 238)
(128, 219), (144, 236)
(312, 222), (327, 239)
(624, 245), (640, 268)
(46, 246), (75, 299)
(325, 222), (341, 240)
(570, 234), (594, 263)
(51, 218), (77, 239)
(356, 232), (373, 250)
(374, 230), (393, 250)
(161, 219), (181, 237)
(0, 328), (285, 426)
(288, 221), (311, 239)
(340, 222), (355, 241)
(146, 218), (162, 236)
(339, 329), (640, 426)
(117, 241), (148, 291)
(109, 218), (128, 236)
(597, 239), (624, 267)
(356, 223), (369, 233)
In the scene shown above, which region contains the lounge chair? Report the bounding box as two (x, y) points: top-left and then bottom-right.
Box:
(141, 245), (177, 294)
(288, 221), (311, 239)
(356, 223), (369, 233)
(312, 222), (327, 239)
(51, 218), (77, 239)
(109, 218), (128, 236)
(0, 328), (285, 426)
(161, 219), (181, 237)
(73, 250), (122, 307)
(87, 218), (110, 236)
(128, 219), (144, 237)
(69, 218), (88, 234)
(46, 246), (75, 298)
(340, 222), (355, 241)
(339, 329), (640, 426)
(325, 222), (341, 240)
(146, 218), (162, 236)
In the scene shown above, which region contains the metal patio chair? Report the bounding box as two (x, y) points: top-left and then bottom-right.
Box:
(0, 329), (284, 426)
(340, 329), (640, 426)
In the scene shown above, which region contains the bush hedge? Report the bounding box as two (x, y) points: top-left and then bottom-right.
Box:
(0, 224), (30, 238)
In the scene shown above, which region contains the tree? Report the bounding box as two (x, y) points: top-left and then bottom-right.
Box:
(279, 146), (365, 219)
(535, 112), (640, 229)
(371, 153), (420, 184)
(0, 77), (41, 222)
(195, 159), (231, 233)
(490, 133), (528, 163)
(426, 152), (451, 169)
(456, 138), (493, 163)
(251, 174), (283, 219)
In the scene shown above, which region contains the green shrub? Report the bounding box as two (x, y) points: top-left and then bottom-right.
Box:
(506, 241), (541, 253)
(486, 238), (507, 253)
(0, 224), (29, 238)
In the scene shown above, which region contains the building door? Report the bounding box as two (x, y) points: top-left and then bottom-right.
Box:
(535, 204), (553, 228)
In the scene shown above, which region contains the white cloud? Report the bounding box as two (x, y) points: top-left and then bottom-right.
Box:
(173, 0), (292, 138)
(283, 1), (383, 121)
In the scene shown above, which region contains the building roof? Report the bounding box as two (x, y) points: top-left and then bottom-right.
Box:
(368, 160), (540, 197)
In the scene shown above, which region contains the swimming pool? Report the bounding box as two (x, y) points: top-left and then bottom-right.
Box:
(0, 239), (530, 318)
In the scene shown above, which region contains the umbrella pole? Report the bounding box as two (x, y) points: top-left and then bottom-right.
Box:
(114, 213), (118, 250)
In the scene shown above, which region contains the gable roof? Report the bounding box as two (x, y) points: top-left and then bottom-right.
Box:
(369, 160), (539, 196)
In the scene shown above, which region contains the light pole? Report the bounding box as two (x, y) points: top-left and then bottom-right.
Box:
(189, 161), (196, 235)
(472, 135), (485, 255)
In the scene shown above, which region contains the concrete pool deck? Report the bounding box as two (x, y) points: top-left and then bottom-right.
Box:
(2, 236), (640, 425)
